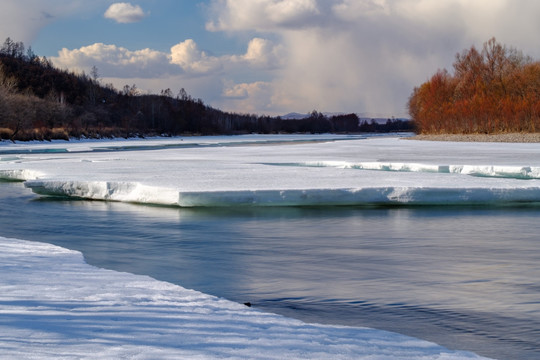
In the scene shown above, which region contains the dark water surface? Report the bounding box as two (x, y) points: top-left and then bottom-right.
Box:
(1, 181), (539, 360)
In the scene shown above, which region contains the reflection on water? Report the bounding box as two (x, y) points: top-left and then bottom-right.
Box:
(1, 182), (539, 360)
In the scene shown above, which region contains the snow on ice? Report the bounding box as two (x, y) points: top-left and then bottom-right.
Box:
(0, 236), (492, 359)
(2, 134), (540, 207)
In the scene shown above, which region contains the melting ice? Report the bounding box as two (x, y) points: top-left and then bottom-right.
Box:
(1, 134), (540, 207)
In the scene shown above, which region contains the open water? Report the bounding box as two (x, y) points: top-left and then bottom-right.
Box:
(1, 181), (539, 360)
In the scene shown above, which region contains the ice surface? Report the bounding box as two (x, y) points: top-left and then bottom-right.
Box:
(0, 135), (515, 358)
(0, 236), (492, 359)
(295, 161), (540, 179)
(2, 134), (540, 206)
(0, 169), (44, 181)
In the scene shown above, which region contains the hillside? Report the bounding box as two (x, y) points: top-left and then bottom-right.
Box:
(0, 38), (412, 141)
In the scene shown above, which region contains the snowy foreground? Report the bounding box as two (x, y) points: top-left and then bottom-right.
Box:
(0, 236), (491, 359)
(2, 133), (538, 358)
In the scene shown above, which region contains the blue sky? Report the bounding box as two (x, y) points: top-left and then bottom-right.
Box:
(2, 1), (540, 117)
(32, 2), (244, 56)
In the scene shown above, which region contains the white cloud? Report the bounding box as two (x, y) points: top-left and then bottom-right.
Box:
(231, 38), (285, 69)
(51, 35), (286, 80)
(223, 81), (270, 99)
(332, 0), (390, 19)
(52, 43), (173, 78)
(222, 82), (250, 99)
(244, 38), (272, 63)
(207, 0), (321, 31)
(170, 39), (222, 74)
(52, 41), (218, 79)
(266, 0), (320, 25)
(104, 2), (147, 24)
(221, 81), (275, 113)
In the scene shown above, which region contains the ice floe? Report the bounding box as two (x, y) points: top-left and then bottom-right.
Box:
(1, 134), (540, 206)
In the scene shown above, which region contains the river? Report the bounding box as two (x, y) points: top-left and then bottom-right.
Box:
(1, 181), (539, 359)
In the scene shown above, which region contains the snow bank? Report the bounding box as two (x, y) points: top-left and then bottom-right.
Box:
(0, 236), (491, 359)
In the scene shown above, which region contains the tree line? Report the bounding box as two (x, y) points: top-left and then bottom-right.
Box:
(0, 38), (412, 141)
(408, 38), (540, 134)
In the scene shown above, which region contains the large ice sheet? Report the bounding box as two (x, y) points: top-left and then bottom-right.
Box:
(0, 236), (492, 359)
(2, 135), (540, 206)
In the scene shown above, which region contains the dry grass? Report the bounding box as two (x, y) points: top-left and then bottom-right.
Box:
(407, 132), (540, 143)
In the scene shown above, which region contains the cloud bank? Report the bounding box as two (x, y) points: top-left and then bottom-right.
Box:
(53, 43), (173, 78)
(201, 0), (540, 116)
(51, 36), (283, 77)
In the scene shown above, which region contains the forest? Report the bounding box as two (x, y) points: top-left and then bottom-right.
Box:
(0, 38), (411, 141)
(408, 38), (540, 134)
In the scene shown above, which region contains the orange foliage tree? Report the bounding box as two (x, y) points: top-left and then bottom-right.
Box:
(409, 38), (540, 134)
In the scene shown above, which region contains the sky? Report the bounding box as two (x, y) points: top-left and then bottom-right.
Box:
(1, 1), (540, 118)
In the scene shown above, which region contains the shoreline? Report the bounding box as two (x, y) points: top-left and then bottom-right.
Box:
(407, 133), (540, 143)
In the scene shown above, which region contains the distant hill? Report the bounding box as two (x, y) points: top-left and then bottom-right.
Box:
(281, 112), (310, 120)
(283, 112), (410, 125)
(282, 112), (346, 119)
(280, 112), (410, 124)
(0, 38), (276, 140)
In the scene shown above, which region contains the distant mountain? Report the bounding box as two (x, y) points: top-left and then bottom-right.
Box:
(281, 112), (310, 120)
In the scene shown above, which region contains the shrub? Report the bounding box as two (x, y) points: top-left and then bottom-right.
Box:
(409, 38), (540, 134)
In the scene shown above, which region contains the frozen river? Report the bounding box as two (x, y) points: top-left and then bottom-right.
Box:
(2, 135), (540, 359)
(1, 183), (539, 359)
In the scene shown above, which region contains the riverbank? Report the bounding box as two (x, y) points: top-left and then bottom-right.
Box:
(408, 133), (540, 142)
